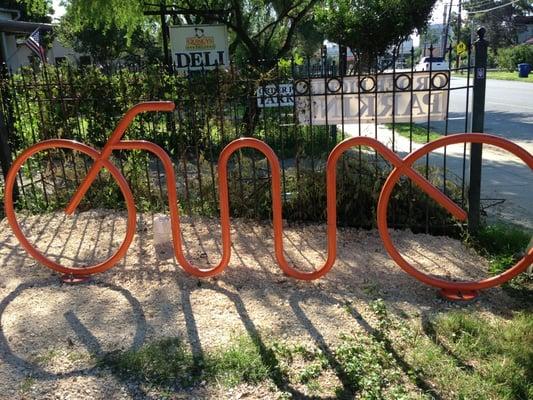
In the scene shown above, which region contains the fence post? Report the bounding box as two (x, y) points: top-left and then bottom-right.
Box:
(159, 2), (171, 71)
(468, 26), (488, 233)
(0, 64), (18, 201)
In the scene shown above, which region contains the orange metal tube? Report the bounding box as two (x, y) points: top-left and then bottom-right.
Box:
(218, 138), (337, 279)
(4, 139), (137, 275)
(377, 133), (533, 291)
(327, 137), (468, 221)
(65, 101), (175, 215)
(4, 99), (532, 298)
(115, 140), (232, 277)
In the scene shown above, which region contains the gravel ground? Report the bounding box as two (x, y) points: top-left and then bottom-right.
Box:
(0, 210), (527, 399)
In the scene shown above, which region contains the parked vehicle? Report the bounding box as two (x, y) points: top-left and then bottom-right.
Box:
(415, 56), (449, 71)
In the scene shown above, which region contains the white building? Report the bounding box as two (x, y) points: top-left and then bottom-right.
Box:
(0, 7), (87, 71)
(515, 16), (533, 44)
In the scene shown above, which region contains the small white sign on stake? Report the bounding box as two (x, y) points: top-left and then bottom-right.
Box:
(169, 24), (230, 70)
(256, 84), (294, 108)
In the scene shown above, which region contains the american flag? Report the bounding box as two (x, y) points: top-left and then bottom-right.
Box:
(25, 28), (47, 63)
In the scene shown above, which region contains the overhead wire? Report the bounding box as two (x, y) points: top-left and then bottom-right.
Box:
(466, 0), (521, 14)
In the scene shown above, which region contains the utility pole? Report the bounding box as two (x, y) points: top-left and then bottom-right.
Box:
(441, 1), (448, 56)
(442, 0), (454, 56)
(456, 0), (462, 69)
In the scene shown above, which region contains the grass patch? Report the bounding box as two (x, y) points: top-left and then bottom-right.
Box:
(33, 349), (60, 366)
(470, 224), (532, 292)
(19, 376), (35, 394)
(335, 333), (409, 398)
(271, 341), (330, 393)
(452, 70), (533, 83)
(102, 335), (271, 389)
(207, 335), (272, 386)
(100, 302), (532, 399)
(486, 71), (533, 83)
(401, 311), (533, 400)
(474, 224), (530, 258)
(386, 123), (442, 143)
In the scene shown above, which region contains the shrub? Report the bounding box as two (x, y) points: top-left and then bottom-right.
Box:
(496, 45), (533, 72)
(227, 153), (464, 233)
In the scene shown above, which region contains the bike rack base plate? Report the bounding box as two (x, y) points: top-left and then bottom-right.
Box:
(61, 274), (91, 284)
(439, 288), (479, 301)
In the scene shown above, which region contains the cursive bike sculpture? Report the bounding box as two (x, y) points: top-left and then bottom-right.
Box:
(4, 102), (533, 300)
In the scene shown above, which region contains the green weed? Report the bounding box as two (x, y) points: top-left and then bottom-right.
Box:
(403, 311), (533, 400)
(99, 309), (533, 399)
(206, 334), (271, 386)
(19, 376), (35, 393)
(33, 349), (59, 366)
(470, 223), (532, 292)
(102, 338), (196, 387)
(385, 123), (442, 143)
(103, 334), (272, 389)
(335, 333), (407, 398)
(474, 224), (530, 257)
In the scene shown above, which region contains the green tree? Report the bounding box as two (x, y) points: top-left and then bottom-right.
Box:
(0, 0), (53, 22)
(57, 13), (161, 64)
(315, 0), (437, 68)
(293, 19), (324, 57)
(62, 0), (320, 67)
(496, 44), (533, 71)
(465, 0), (533, 50)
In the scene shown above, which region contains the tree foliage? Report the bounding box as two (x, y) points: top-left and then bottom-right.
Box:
(57, 12), (161, 64)
(315, 0), (437, 60)
(61, 0), (440, 68)
(62, 0), (145, 36)
(0, 0), (53, 22)
(497, 44), (533, 71)
(62, 0), (320, 66)
(465, 0), (533, 49)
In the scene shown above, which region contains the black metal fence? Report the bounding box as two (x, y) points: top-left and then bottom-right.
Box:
(0, 39), (482, 234)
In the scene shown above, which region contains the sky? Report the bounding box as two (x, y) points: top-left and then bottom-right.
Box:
(51, 0), (65, 21)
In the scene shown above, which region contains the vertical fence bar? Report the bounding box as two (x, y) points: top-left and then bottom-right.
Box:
(468, 27), (488, 233)
(0, 107), (16, 197)
(160, 2), (171, 72)
(8, 68), (32, 203)
(0, 64), (18, 200)
(461, 41), (473, 208)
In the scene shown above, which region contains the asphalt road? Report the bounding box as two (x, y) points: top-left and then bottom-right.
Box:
(432, 77), (533, 153)
(429, 77), (533, 229)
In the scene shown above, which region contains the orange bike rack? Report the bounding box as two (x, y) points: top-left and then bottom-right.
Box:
(4, 102), (533, 300)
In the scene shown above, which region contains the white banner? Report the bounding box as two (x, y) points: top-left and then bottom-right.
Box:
(169, 24), (229, 70)
(256, 84), (294, 108)
(296, 72), (449, 125)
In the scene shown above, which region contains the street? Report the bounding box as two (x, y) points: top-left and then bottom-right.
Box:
(435, 77), (533, 152)
(433, 77), (532, 229)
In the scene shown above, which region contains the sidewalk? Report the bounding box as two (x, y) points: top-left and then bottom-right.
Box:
(341, 124), (533, 230)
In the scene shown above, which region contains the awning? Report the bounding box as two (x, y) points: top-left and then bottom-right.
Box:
(0, 19), (53, 34)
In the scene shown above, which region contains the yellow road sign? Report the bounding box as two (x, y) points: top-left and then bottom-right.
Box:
(456, 42), (466, 55)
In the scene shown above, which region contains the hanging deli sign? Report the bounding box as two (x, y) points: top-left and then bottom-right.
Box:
(295, 71), (450, 125)
(169, 24), (230, 70)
